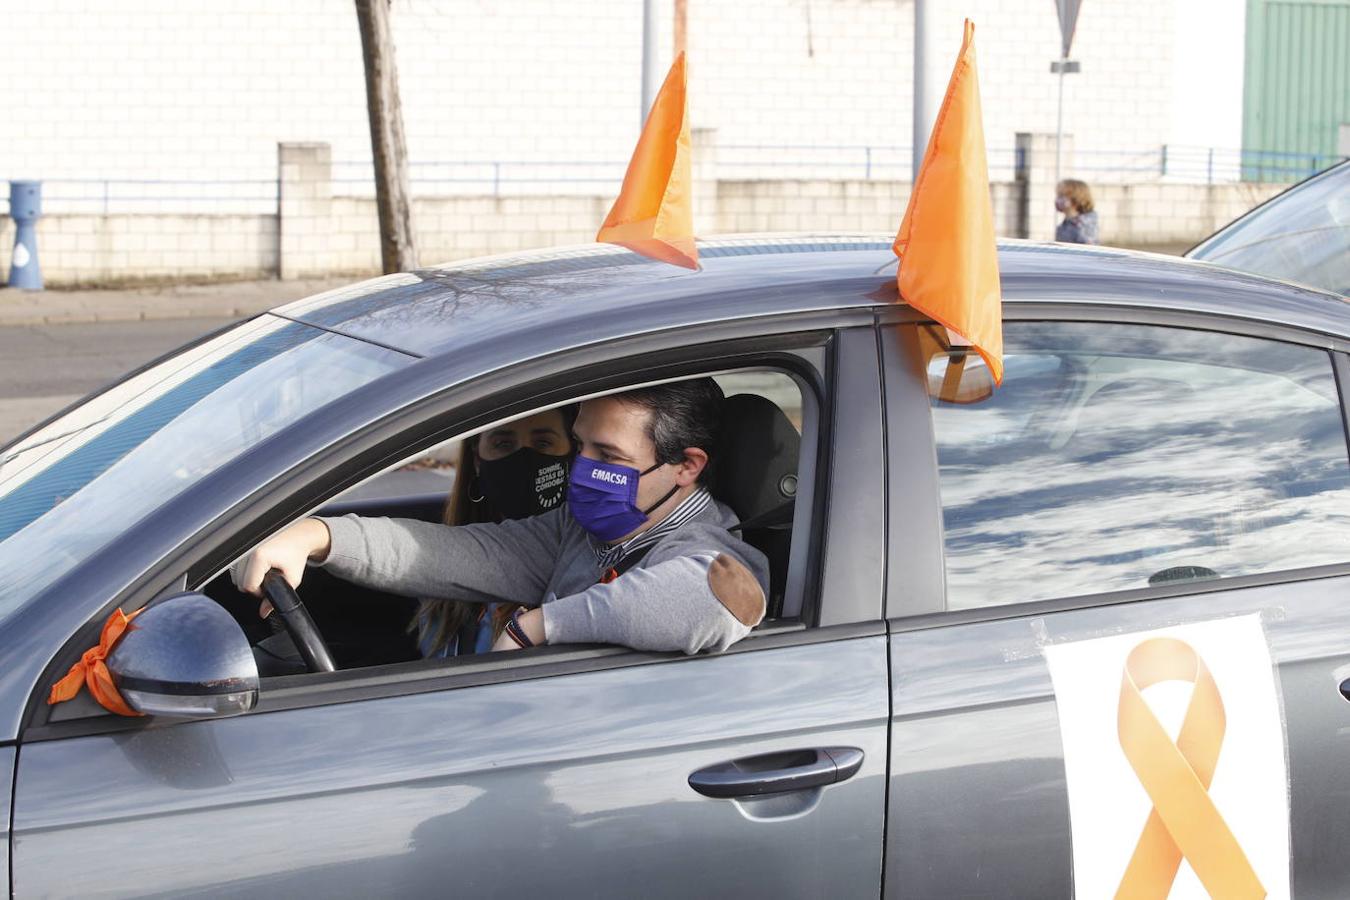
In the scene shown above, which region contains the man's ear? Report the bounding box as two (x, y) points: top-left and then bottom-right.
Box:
(676, 447), (709, 486)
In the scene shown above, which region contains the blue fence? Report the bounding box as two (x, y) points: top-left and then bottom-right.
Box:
(3, 146), (1343, 216)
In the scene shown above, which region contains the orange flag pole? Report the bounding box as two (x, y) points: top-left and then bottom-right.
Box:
(894, 19), (1003, 384)
(597, 52), (698, 270)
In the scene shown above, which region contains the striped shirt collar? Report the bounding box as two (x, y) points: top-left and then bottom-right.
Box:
(592, 485), (713, 568)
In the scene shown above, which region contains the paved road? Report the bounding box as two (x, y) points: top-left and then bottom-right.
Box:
(0, 317), (234, 444)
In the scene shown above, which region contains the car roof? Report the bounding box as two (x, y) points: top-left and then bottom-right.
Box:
(274, 235), (1350, 358)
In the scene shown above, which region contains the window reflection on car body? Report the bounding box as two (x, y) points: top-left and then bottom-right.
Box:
(925, 321), (1350, 610)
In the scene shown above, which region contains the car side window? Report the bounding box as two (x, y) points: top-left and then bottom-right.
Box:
(922, 321), (1350, 610)
(341, 368), (807, 617)
(199, 367), (814, 681)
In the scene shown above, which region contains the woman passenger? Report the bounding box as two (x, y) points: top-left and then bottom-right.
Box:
(413, 405), (577, 657)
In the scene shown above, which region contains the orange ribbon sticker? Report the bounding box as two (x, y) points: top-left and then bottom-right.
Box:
(1115, 637), (1265, 899)
(48, 607), (145, 717)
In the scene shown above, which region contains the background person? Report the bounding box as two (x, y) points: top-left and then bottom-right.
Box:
(1055, 178), (1100, 245)
(413, 407), (576, 658)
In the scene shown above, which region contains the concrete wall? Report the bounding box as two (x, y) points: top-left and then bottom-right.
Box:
(2, 215), (276, 286)
(713, 179), (1025, 238)
(7, 163), (1285, 284)
(285, 194), (612, 281)
(1091, 181), (1285, 247)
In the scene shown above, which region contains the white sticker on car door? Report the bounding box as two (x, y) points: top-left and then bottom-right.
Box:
(1044, 614), (1288, 899)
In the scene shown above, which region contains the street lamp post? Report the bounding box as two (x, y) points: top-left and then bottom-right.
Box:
(1052, 0), (1084, 187)
(641, 0), (658, 124)
(912, 0), (931, 182)
(1051, 57), (1081, 186)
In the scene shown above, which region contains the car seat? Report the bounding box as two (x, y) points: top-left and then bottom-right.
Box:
(713, 393), (801, 619)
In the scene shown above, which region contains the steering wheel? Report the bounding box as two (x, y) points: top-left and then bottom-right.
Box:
(262, 570), (338, 673)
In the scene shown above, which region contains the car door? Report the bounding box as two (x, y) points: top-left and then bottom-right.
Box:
(11, 326), (890, 898)
(0, 747), (11, 895)
(880, 315), (1350, 898)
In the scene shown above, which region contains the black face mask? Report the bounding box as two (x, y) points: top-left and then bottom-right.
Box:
(474, 448), (571, 520)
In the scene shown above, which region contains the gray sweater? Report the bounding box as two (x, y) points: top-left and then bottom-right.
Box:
(315, 495), (769, 655)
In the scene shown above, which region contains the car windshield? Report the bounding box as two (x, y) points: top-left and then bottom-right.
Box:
(1187, 161), (1350, 296)
(0, 315), (410, 618)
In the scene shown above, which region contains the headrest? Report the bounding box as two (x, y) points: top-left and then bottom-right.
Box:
(713, 393), (801, 523)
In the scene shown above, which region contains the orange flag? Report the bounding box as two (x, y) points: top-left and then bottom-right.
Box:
(597, 52), (698, 270)
(894, 20), (1003, 384)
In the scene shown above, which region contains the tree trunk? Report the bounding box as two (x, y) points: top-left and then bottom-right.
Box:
(355, 0), (418, 273)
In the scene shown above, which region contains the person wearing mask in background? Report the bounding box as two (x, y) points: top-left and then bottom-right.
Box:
(1055, 178), (1099, 245)
(413, 406), (577, 658)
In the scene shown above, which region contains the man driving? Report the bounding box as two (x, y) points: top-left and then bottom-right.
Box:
(233, 378), (769, 656)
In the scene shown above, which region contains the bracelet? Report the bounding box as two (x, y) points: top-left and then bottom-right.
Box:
(504, 608), (535, 649)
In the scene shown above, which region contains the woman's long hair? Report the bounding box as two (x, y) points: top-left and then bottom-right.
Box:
(410, 440), (498, 656)
(412, 406), (577, 656)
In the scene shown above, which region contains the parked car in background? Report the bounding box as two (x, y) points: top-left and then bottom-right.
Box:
(2, 237), (1349, 896)
(1187, 158), (1350, 296)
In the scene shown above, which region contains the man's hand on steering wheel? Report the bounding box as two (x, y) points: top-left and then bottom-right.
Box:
(231, 518), (338, 673)
(230, 518), (333, 616)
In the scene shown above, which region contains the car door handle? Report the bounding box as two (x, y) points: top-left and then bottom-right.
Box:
(688, 746), (864, 799)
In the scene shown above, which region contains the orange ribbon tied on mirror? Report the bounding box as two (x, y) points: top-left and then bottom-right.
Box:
(1115, 637), (1264, 899)
(48, 607), (145, 718)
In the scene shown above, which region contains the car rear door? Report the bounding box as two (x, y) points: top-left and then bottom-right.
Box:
(880, 315), (1350, 898)
(11, 326), (891, 898)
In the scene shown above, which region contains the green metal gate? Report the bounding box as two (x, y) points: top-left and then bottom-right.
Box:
(1242, 0), (1350, 180)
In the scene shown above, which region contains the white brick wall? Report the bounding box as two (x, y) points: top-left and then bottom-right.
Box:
(715, 179), (1022, 238)
(693, 0), (1186, 178)
(1092, 181), (1285, 246)
(0, 0), (1244, 211)
(13, 214), (277, 285)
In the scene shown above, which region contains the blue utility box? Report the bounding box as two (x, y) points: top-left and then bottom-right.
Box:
(8, 180), (43, 290)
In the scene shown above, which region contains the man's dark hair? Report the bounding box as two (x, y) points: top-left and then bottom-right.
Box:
(618, 378), (724, 483)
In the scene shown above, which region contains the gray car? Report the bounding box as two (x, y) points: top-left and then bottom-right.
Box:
(2, 236), (1348, 897)
(1187, 158), (1350, 296)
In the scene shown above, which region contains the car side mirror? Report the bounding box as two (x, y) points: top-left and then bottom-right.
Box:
(106, 593), (259, 719)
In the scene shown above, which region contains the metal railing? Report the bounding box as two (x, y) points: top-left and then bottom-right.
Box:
(1163, 145), (1345, 183)
(0, 178), (277, 216)
(2, 145), (1342, 217)
(333, 159), (630, 198)
(714, 143), (1026, 183)
(1076, 145), (1346, 184)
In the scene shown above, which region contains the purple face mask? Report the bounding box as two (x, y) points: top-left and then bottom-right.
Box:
(567, 455), (678, 542)
(1055, 196), (1070, 212)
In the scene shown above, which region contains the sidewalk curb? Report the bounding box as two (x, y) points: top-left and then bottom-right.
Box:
(0, 307), (264, 327)
(0, 278), (352, 328)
